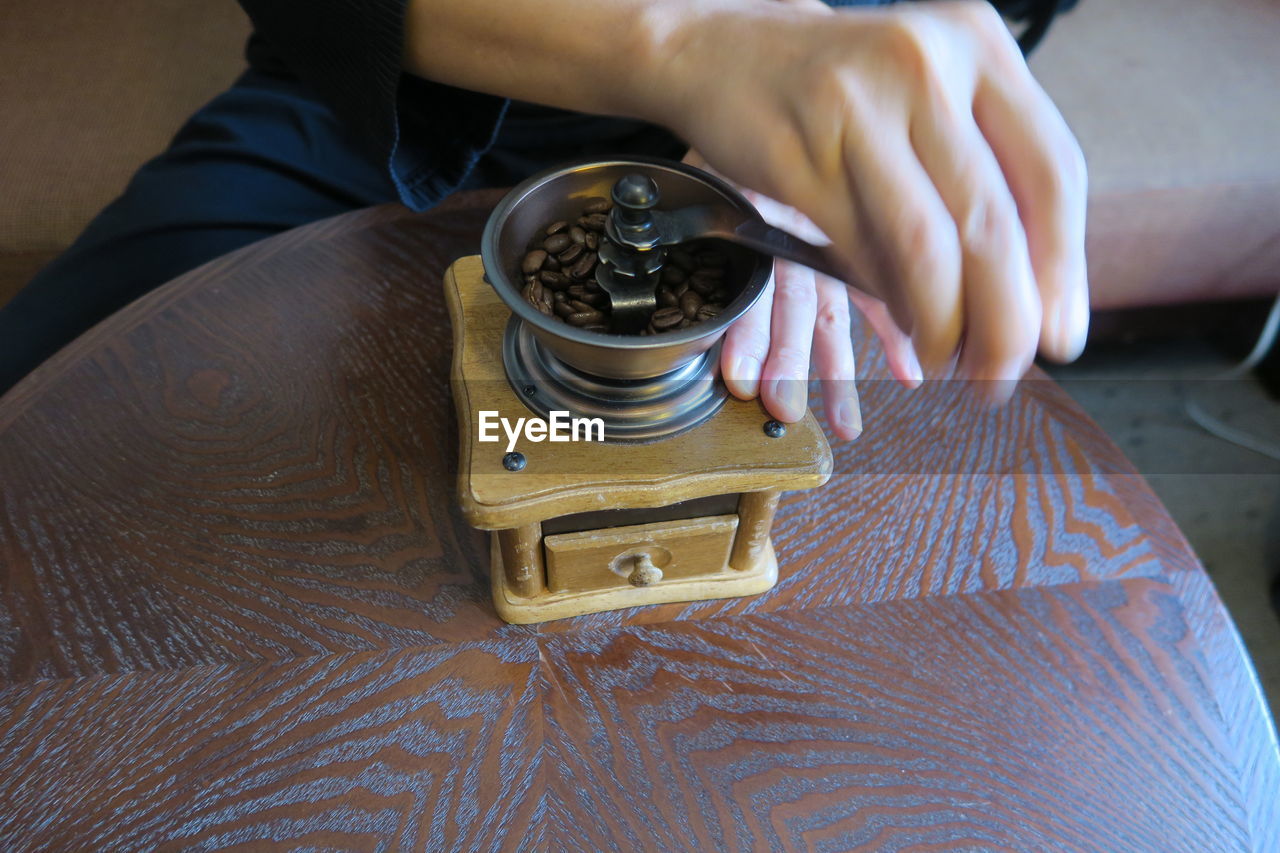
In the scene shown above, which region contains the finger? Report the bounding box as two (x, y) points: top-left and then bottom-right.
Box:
(845, 284), (923, 388)
(973, 52), (1089, 362)
(746, 184), (924, 389)
(911, 107), (1041, 393)
(736, 123), (897, 312)
(721, 274), (773, 400)
(760, 260), (818, 422)
(811, 274), (862, 440)
(839, 126), (964, 372)
(747, 164), (930, 390)
(716, 164), (924, 393)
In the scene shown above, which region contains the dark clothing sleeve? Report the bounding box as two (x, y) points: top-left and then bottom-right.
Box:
(237, 0), (509, 211)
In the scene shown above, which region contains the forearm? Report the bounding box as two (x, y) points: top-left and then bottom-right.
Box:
(401, 0), (762, 125)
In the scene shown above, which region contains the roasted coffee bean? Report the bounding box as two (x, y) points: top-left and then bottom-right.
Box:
(522, 250), (547, 275)
(680, 291), (703, 319)
(539, 270), (570, 289)
(579, 213), (608, 231)
(524, 203), (744, 333)
(523, 280), (553, 315)
(567, 309), (605, 327)
(569, 252), (597, 279)
(651, 307), (684, 330)
(558, 242), (584, 264)
(544, 233), (572, 254)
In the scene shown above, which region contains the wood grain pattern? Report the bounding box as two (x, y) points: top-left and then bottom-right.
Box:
(1169, 567), (1280, 852)
(0, 193), (1275, 850)
(1, 202), (517, 681)
(0, 580), (1256, 851)
(0, 642), (543, 851)
(540, 579), (1245, 852)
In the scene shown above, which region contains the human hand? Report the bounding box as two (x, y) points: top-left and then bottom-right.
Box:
(651, 0), (1089, 403)
(685, 150), (922, 441)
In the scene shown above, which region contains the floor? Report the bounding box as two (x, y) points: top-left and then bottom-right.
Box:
(1044, 308), (1280, 719)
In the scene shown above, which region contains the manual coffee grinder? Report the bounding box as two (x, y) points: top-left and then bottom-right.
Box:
(444, 157), (840, 624)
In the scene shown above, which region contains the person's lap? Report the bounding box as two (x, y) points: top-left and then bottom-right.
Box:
(0, 67), (684, 393)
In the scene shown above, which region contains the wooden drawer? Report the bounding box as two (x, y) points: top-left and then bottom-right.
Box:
(543, 514), (739, 594)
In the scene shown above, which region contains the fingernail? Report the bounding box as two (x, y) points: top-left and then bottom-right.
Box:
(1063, 289), (1090, 360)
(727, 355), (761, 397)
(1045, 289), (1089, 362)
(770, 376), (808, 421)
(833, 394), (862, 438)
(904, 347), (924, 388)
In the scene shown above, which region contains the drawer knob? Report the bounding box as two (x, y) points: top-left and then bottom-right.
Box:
(627, 554), (664, 587)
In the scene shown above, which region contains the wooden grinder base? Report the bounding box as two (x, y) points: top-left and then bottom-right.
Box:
(445, 255), (835, 624)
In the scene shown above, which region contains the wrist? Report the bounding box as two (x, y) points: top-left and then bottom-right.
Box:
(402, 0), (748, 124)
(624, 0), (721, 127)
(633, 0), (833, 135)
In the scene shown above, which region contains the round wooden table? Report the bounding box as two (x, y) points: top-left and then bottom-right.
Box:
(1, 193), (1276, 851)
